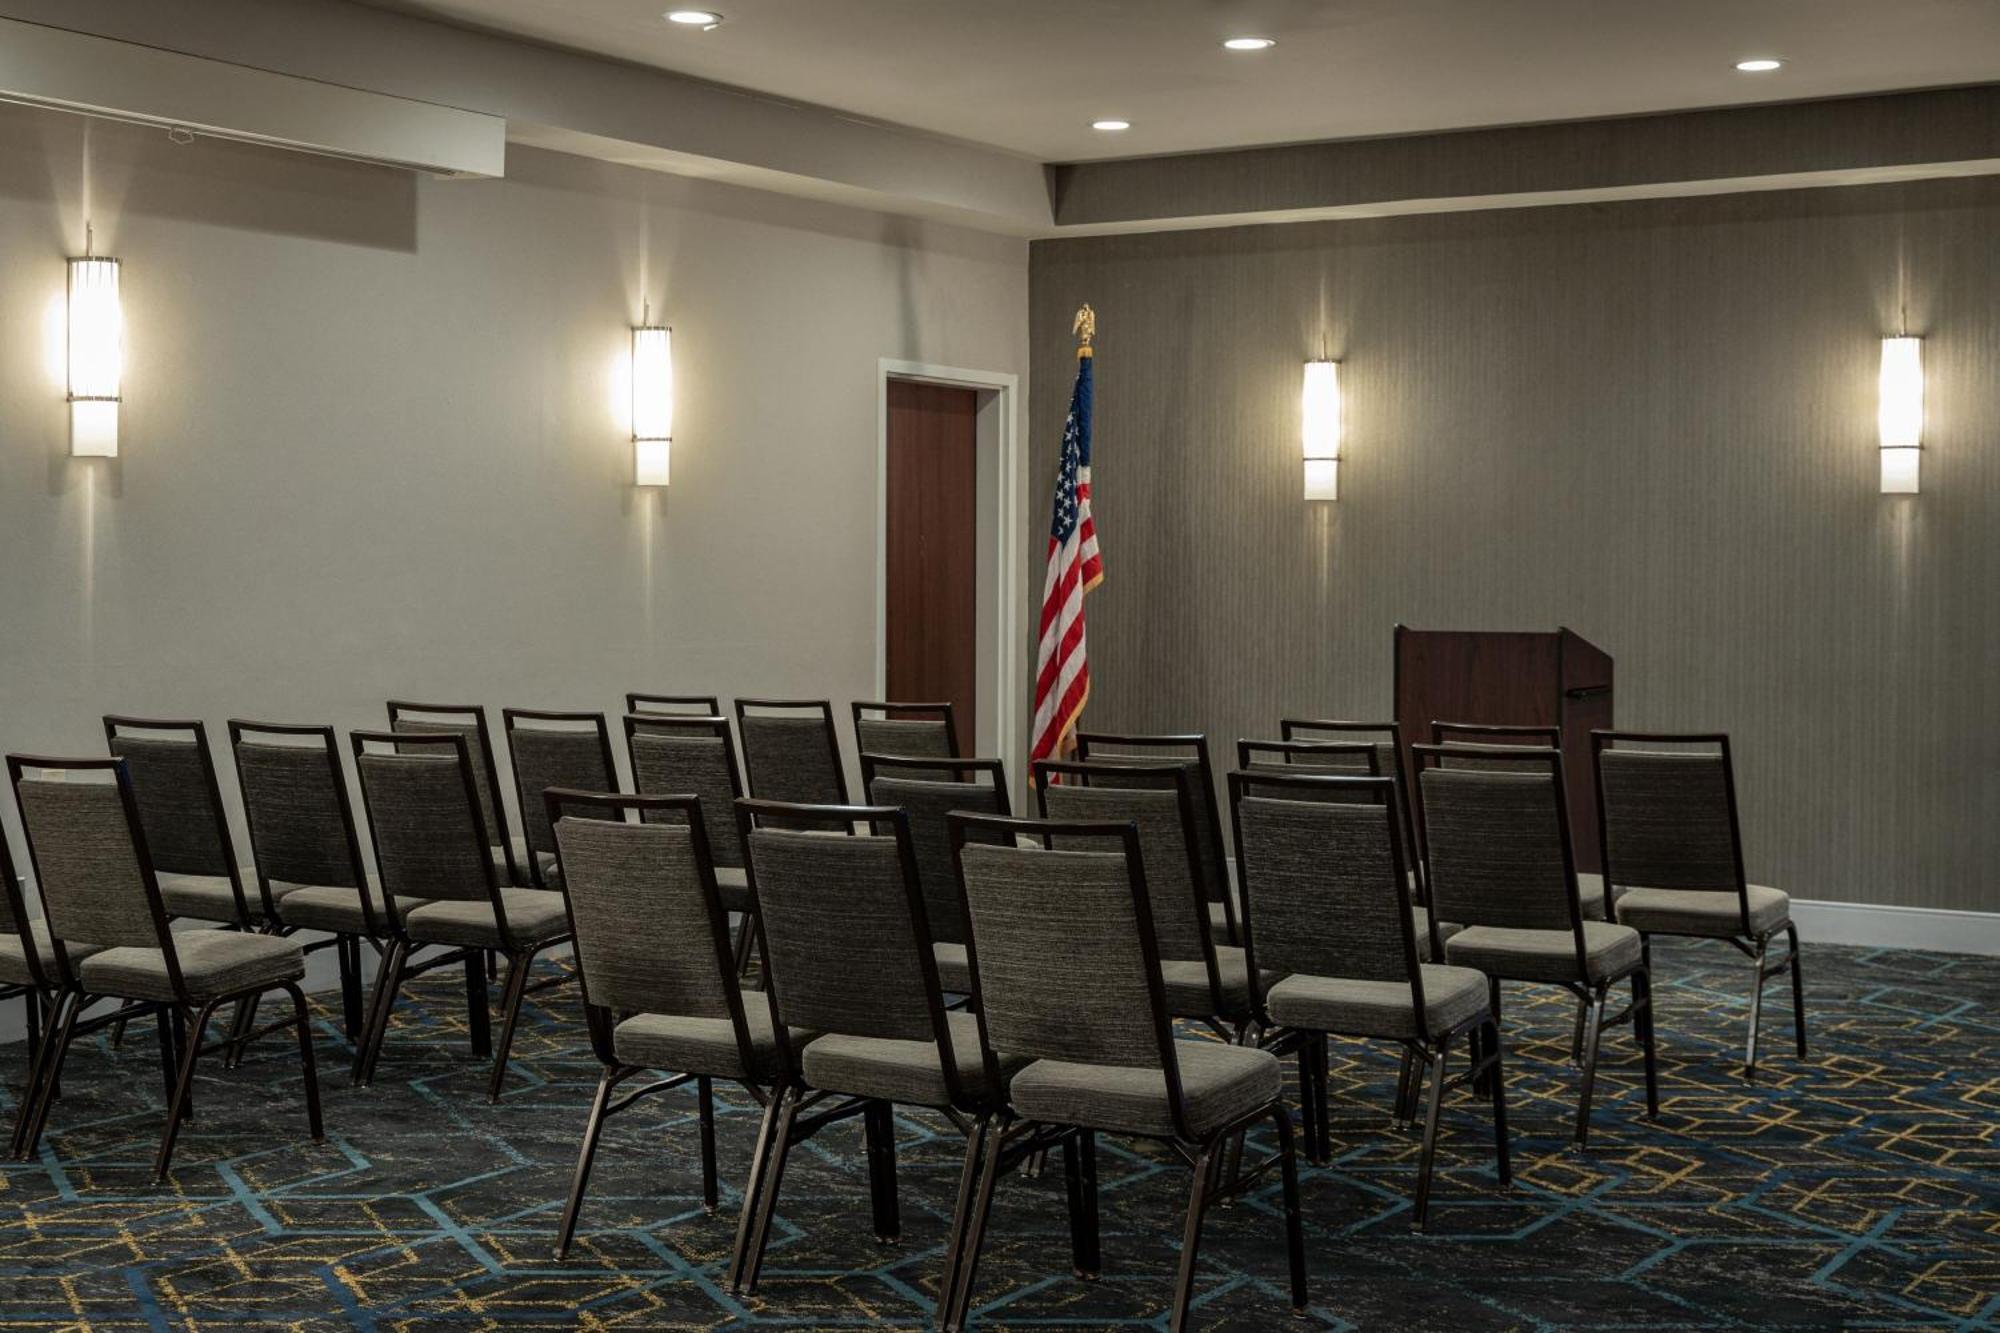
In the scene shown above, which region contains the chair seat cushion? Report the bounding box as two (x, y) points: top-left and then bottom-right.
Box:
(0, 921), (103, 987)
(714, 865), (753, 915)
(1575, 872), (1608, 921)
(613, 998), (798, 1080)
(275, 883), (425, 934)
(1265, 964), (1488, 1040)
(81, 930), (305, 1003)
(934, 941), (971, 995)
(158, 872), (285, 923)
(1162, 946), (1274, 1021)
(403, 888), (571, 949)
(1009, 1039), (1280, 1140)
(1445, 920), (1643, 984)
(800, 1010), (1023, 1107)
(1615, 884), (1790, 938)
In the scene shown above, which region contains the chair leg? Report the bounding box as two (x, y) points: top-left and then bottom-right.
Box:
(14, 991), (77, 1159)
(863, 1099), (901, 1243)
(223, 993), (261, 1070)
(1486, 1019), (1512, 1187)
(1273, 1104), (1308, 1314)
(1392, 1047), (1417, 1127)
(1294, 1047), (1321, 1168)
(338, 936), (365, 1041)
(1743, 935), (1769, 1081)
(1633, 966), (1660, 1118)
(357, 937), (408, 1087)
(1786, 923), (1808, 1058)
(741, 1084), (802, 1294)
(155, 999), (220, 1182)
(1061, 1128), (1101, 1280)
(1574, 986), (1608, 1147)
(936, 1113), (991, 1322)
(1169, 1140), (1219, 1333)
(1310, 1036), (1331, 1164)
(696, 1075), (719, 1211)
(556, 1067), (618, 1259)
(944, 1108), (1006, 1332)
(726, 1084), (786, 1292)
(282, 983), (325, 1143)
(1412, 1038), (1450, 1231)
(486, 951), (533, 1103)
(466, 949), (492, 1059)
(155, 1004), (182, 1114)
(1569, 993), (1589, 1065)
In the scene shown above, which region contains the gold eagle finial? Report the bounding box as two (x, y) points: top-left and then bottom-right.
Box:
(1073, 303), (1096, 356)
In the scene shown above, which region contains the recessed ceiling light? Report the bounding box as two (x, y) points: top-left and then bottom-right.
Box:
(665, 10), (722, 27)
(1734, 57), (1783, 72)
(1092, 119), (1131, 131)
(1223, 36), (1276, 50)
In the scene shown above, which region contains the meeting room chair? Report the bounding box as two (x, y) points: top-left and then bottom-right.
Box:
(943, 811), (1305, 1332)
(1593, 731), (1805, 1079)
(622, 712), (758, 973)
(1280, 718), (1428, 901)
(733, 699), (850, 805)
(859, 752), (1011, 997)
(626, 692), (724, 720)
(726, 799), (1013, 1307)
(1230, 767), (1510, 1222)
(1430, 722), (1608, 922)
(6, 753), (320, 1178)
(851, 700), (960, 778)
(102, 716), (262, 927)
(1073, 731), (1238, 946)
(386, 701), (524, 888)
(0, 822), (95, 1157)
(1414, 743), (1657, 1146)
(349, 730), (572, 1100)
(544, 789), (782, 1260)
(501, 708), (620, 889)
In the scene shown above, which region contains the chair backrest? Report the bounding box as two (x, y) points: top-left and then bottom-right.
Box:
(502, 709), (619, 878)
(548, 789), (757, 1070)
(1413, 743), (1582, 941)
(626, 692), (723, 720)
(1593, 732), (1748, 911)
(950, 813), (1194, 1132)
(1236, 739), (1381, 794)
(624, 714), (748, 869)
(1034, 758), (1215, 971)
(851, 701), (959, 778)
(734, 699), (849, 805)
(738, 800), (959, 1095)
(861, 753), (1010, 946)
(1430, 722), (1561, 772)
(1074, 732), (1231, 910)
(1279, 718), (1429, 898)
(0, 823), (45, 986)
(101, 716), (239, 876)
(8, 756), (173, 964)
(1229, 769), (1431, 1028)
(351, 730), (496, 907)
(229, 721), (370, 925)
(387, 701), (516, 881)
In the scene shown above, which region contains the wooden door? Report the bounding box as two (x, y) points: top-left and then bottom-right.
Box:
(885, 380), (978, 753)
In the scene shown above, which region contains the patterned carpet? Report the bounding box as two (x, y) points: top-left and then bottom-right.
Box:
(0, 939), (1993, 1331)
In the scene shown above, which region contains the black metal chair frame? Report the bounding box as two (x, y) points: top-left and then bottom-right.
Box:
(1229, 767), (1510, 1226)
(940, 811), (1307, 1332)
(1074, 731), (1239, 946)
(6, 754), (322, 1180)
(500, 707), (621, 890)
(1411, 742), (1659, 1146)
(1592, 730), (1805, 1079)
(348, 730), (572, 1101)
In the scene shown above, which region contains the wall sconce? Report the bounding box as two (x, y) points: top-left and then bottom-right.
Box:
(67, 228), (122, 458)
(1302, 359), (1340, 500)
(1877, 336), (1921, 494)
(631, 314), (673, 487)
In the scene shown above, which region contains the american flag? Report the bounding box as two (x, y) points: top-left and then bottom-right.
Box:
(1030, 344), (1101, 766)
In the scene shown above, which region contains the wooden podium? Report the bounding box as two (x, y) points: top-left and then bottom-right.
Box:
(1393, 625), (1614, 871)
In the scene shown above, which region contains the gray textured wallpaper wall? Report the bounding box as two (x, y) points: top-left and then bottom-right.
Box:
(1030, 179), (1999, 912)
(0, 101), (1027, 844)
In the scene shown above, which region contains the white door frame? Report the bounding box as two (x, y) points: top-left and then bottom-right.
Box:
(876, 359), (1024, 766)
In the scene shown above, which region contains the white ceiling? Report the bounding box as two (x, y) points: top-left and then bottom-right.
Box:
(365, 0), (2000, 162)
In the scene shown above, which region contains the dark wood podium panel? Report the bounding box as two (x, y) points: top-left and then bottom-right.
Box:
(1394, 626), (1614, 872)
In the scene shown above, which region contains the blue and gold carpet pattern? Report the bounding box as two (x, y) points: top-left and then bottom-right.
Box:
(0, 939), (1994, 1330)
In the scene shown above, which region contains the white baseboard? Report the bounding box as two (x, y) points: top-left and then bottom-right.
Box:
(1791, 898), (2000, 957)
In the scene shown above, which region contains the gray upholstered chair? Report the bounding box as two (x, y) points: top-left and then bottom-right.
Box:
(943, 811), (1305, 1332)
(1593, 731), (1804, 1078)
(231, 721), (395, 1044)
(1414, 743), (1658, 1146)
(851, 701), (959, 780)
(501, 708), (620, 889)
(1074, 731), (1237, 944)
(859, 753), (1011, 996)
(0, 820), (99, 1157)
(386, 701), (524, 888)
(1230, 767), (1509, 1224)
(349, 730), (573, 1100)
(1431, 723), (1608, 921)
(1034, 758), (1250, 1037)
(733, 699), (849, 805)
(727, 799), (1011, 1305)
(102, 716), (262, 927)
(6, 754), (319, 1179)
(1279, 718), (1427, 902)
(544, 789), (779, 1260)
(626, 692), (723, 720)
(622, 713), (757, 973)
